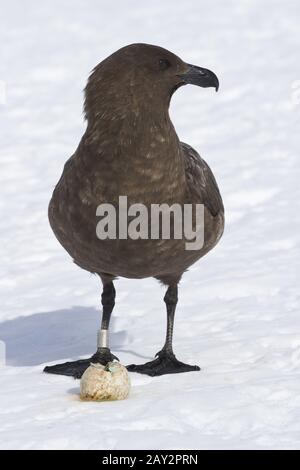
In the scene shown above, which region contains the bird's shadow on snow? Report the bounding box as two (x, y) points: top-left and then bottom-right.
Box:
(0, 306), (147, 367)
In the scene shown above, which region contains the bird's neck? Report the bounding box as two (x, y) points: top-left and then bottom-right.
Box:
(83, 104), (186, 201)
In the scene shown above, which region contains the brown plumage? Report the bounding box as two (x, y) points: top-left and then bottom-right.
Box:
(44, 43), (224, 378)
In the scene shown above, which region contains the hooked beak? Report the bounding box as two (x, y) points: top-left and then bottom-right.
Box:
(180, 64), (219, 92)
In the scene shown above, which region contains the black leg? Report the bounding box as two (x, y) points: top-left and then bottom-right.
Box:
(127, 285), (200, 376)
(161, 285), (178, 355)
(44, 281), (118, 379)
(92, 281), (118, 364)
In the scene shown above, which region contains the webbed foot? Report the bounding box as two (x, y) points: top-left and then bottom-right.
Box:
(126, 349), (200, 377)
(43, 348), (119, 379)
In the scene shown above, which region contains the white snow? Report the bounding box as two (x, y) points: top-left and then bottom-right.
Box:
(0, 0), (300, 450)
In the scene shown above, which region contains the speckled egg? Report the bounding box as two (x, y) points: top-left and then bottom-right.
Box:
(80, 362), (131, 401)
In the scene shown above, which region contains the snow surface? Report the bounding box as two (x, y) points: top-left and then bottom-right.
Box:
(1, 0), (300, 450)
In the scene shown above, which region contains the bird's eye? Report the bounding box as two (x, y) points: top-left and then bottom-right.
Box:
(159, 58), (171, 71)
